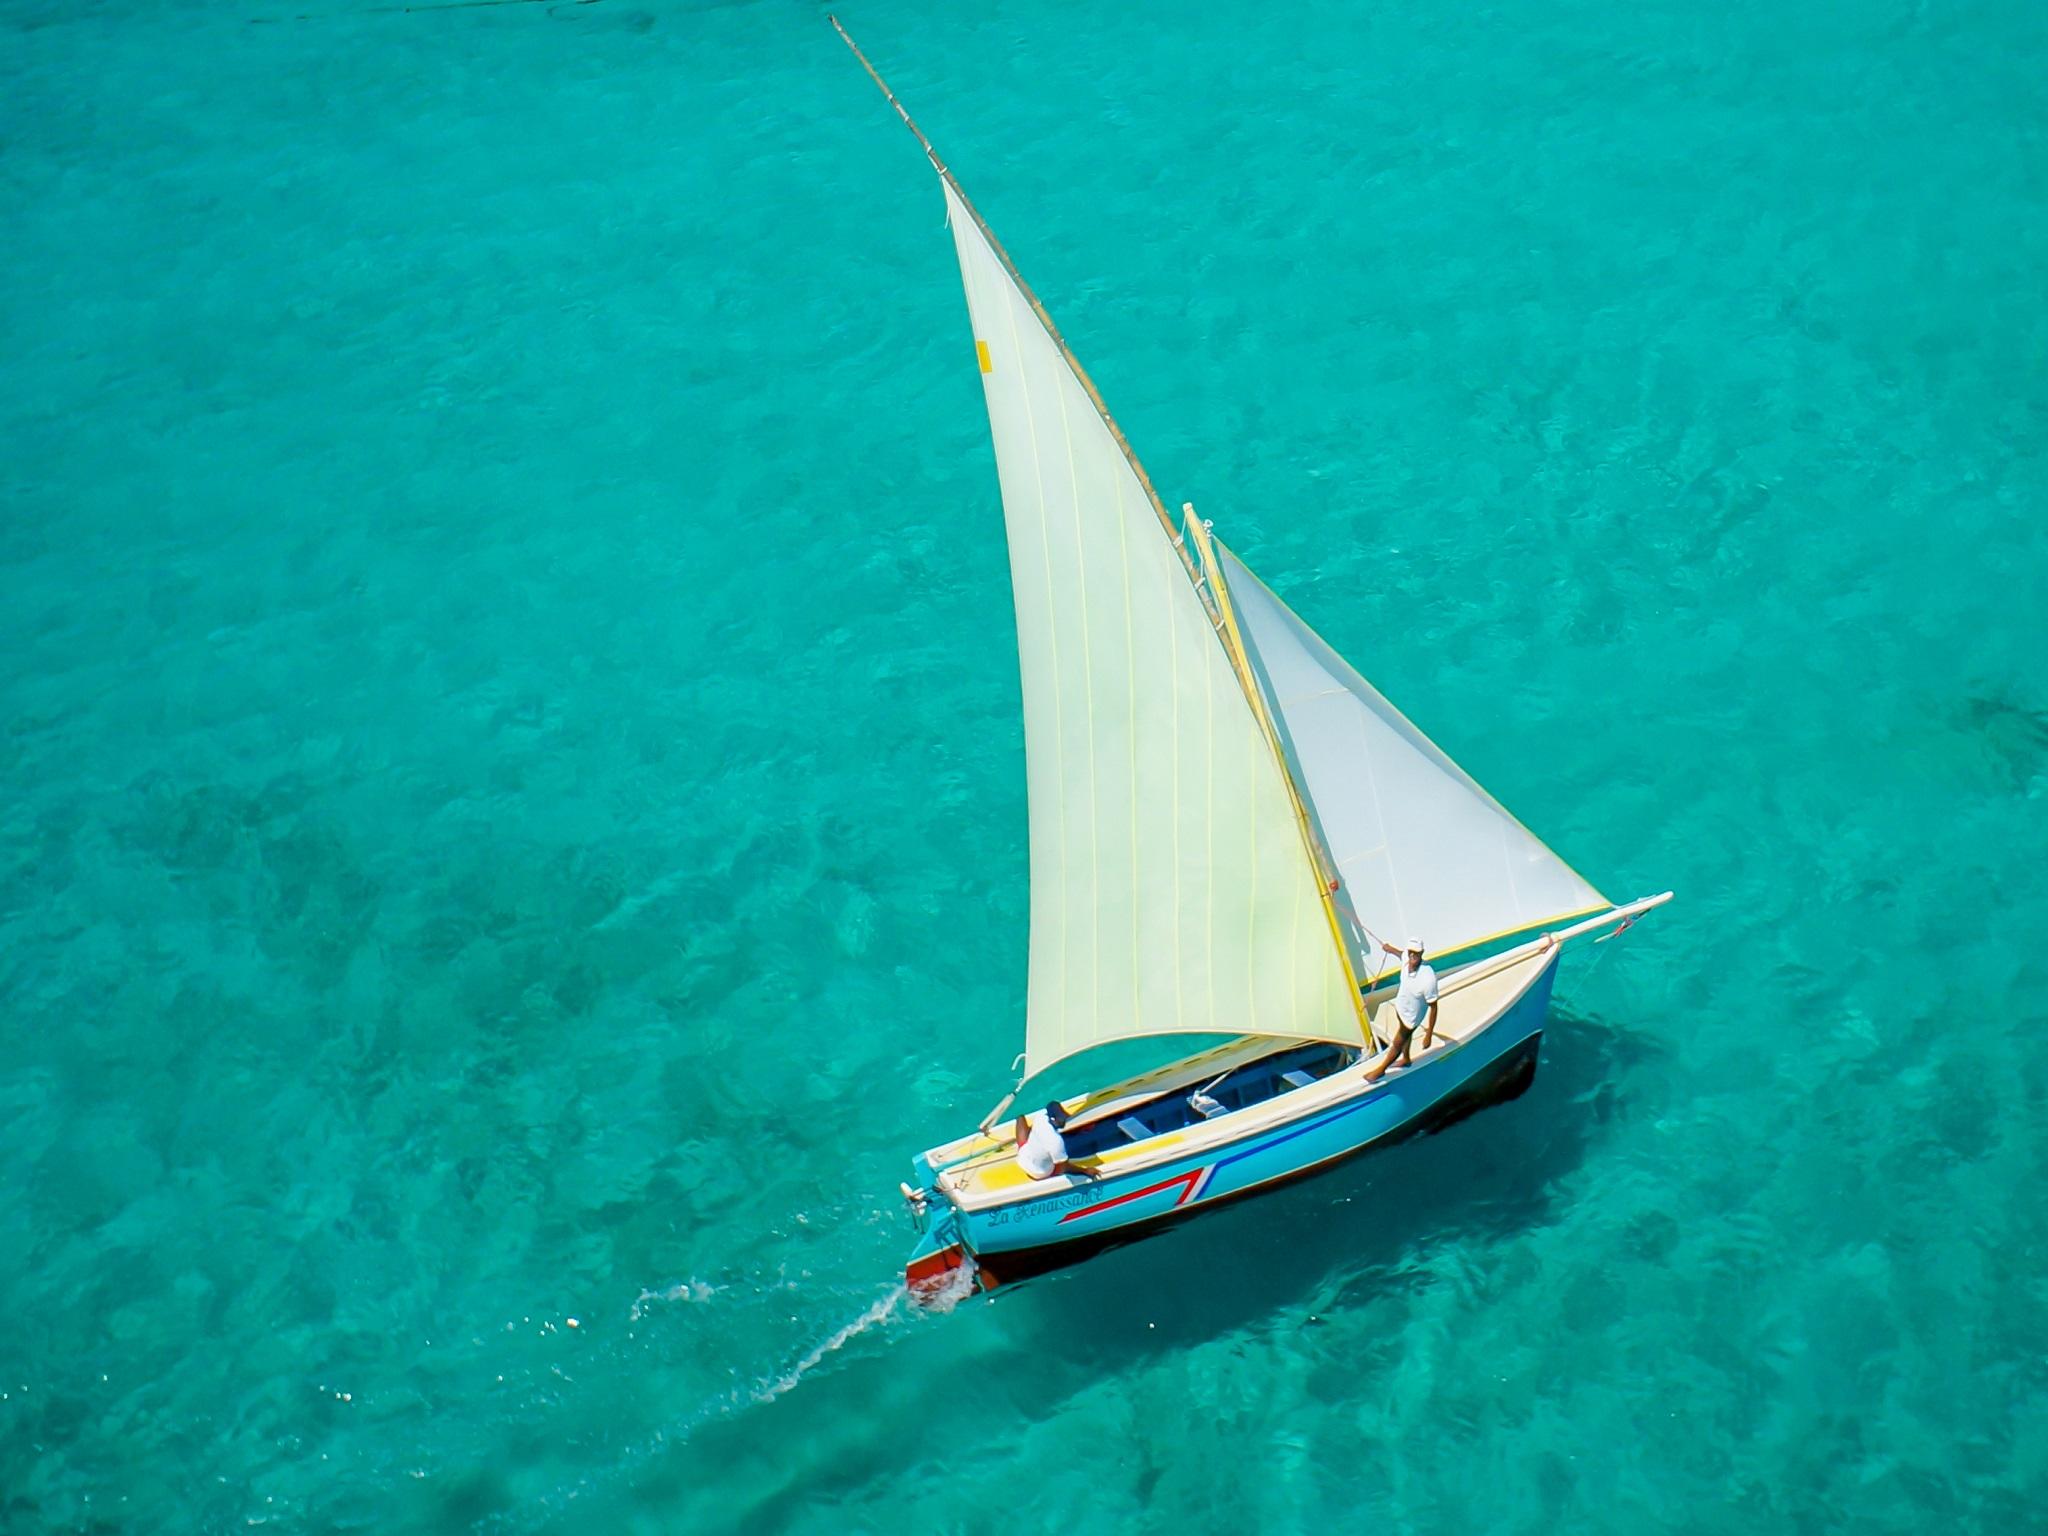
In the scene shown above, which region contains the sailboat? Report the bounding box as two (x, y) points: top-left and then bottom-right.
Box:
(831, 22), (1671, 1302)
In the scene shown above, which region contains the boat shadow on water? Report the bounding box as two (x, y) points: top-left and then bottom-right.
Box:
(633, 1012), (1656, 1533)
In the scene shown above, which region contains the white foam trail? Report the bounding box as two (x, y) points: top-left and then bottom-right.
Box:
(629, 1279), (718, 1320)
(917, 1259), (982, 1313)
(755, 1288), (904, 1404)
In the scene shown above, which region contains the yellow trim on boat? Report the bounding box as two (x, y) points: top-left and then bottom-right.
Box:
(937, 947), (1557, 1213)
(1186, 512), (1376, 1046)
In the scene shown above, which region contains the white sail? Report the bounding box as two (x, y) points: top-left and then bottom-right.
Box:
(1219, 548), (1608, 980)
(941, 181), (1360, 1077)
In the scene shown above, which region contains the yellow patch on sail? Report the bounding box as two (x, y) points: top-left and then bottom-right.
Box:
(975, 339), (993, 374)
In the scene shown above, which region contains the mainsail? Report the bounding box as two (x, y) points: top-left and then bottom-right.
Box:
(1220, 549), (1608, 978)
(941, 181), (1363, 1078)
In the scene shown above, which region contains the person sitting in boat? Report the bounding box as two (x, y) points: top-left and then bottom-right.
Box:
(1364, 936), (1439, 1080)
(1013, 1101), (1084, 1179)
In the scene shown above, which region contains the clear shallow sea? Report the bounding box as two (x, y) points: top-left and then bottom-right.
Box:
(3, 0), (2045, 1529)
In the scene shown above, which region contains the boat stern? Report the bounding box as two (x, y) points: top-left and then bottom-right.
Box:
(900, 1166), (983, 1305)
(905, 1228), (975, 1300)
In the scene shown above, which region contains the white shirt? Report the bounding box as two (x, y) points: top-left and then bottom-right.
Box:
(1017, 1112), (1066, 1179)
(1394, 961), (1439, 1028)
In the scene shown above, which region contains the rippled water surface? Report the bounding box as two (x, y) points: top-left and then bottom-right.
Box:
(4, 1), (2045, 1530)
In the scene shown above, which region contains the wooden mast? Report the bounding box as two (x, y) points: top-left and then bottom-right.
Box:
(1184, 509), (1378, 1043)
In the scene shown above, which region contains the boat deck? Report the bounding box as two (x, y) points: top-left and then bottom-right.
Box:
(925, 948), (1542, 1213)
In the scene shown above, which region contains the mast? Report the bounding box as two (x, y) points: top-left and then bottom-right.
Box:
(1183, 508), (1377, 1038)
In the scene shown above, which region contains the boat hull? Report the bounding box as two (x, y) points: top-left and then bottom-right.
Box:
(977, 1027), (1542, 1287)
(909, 952), (1557, 1296)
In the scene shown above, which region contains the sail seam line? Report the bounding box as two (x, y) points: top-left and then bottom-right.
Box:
(1290, 838), (1303, 1038)
(998, 265), (1068, 1067)
(1170, 553), (1184, 1035)
(1115, 468), (1139, 1037)
(1349, 701), (1399, 945)
(1206, 625), (1216, 1036)
(1498, 818), (1522, 914)
(1050, 363), (1100, 1042)
(1247, 729), (1258, 1035)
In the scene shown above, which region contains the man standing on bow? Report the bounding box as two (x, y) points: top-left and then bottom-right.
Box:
(1363, 936), (1439, 1081)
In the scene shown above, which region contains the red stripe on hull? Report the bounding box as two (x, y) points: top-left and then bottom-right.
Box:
(1058, 1166), (1206, 1224)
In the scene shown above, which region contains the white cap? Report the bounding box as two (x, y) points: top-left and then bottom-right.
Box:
(1406, 936), (1424, 954)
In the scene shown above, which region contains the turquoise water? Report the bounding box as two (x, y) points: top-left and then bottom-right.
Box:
(4, 0), (2045, 1528)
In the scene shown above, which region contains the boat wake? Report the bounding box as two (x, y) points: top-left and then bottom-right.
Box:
(628, 1278), (719, 1320)
(753, 1287), (906, 1406)
(911, 1255), (982, 1312)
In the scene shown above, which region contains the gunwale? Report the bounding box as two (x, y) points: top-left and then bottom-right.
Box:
(936, 947), (1556, 1213)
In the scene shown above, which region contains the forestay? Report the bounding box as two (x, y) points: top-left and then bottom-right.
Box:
(941, 181), (1361, 1078)
(1219, 548), (1608, 979)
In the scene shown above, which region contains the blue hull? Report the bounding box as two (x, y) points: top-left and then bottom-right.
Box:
(907, 954), (1557, 1295)
(978, 1027), (1543, 1286)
